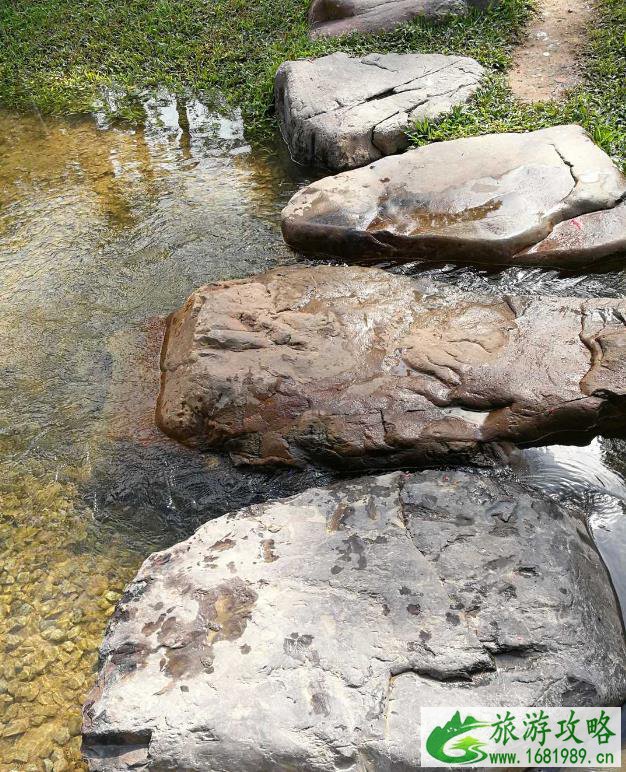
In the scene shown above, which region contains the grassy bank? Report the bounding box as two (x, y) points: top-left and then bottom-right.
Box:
(0, 0), (529, 127)
(409, 0), (626, 166)
(0, 0), (623, 164)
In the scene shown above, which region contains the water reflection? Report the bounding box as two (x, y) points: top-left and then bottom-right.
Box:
(0, 92), (312, 500)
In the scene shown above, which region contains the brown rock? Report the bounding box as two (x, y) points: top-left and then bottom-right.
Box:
(281, 125), (626, 269)
(309, 0), (488, 38)
(156, 265), (626, 469)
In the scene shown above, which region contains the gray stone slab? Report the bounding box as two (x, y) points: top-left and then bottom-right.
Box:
(276, 52), (484, 171)
(281, 125), (626, 269)
(82, 470), (626, 770)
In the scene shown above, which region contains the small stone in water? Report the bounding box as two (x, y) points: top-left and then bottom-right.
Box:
(67, 716), (82, 737)
(2, 719), (29, 738)
(44, 628), (66, 643)
(51, 726), (70, 746)
(4, 634), (20, 651)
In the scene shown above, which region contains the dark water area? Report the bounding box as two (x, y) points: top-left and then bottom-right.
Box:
(0, 90), (624, 769)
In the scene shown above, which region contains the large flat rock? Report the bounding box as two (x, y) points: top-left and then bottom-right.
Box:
(82, 471), (626, 770)
(155, 265), (626, 469)
(309, 0), (485, 37)
(275, 53), (484, 171)
(281, 125), (626, 269)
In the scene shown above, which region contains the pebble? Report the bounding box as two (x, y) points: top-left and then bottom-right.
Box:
(43, 627), (67, 643)
(3, 719), (29, 738)
(4, 635), (20, 651)
(0, 470), (141, 769)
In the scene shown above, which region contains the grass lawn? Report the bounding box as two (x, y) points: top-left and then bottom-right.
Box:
(0, 0), (623, 165)
(409, 0), (626, 167)
(0, 0), (533, 123)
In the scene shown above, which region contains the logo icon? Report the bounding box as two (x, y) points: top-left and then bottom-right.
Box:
(426, 711), (491, 765)
(421, 707), (621, 768)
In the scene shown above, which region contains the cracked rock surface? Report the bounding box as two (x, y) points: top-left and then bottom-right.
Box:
(155, 264), (626, 470)
(82, 470), (626, 770)
(275, 52), (483, 171)
(281, 124), (626, 269)
(309, 0), (487, 37)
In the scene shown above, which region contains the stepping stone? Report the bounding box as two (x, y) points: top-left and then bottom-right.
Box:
(276, 52), (483, 171)
(83, 471), (626, 770)
(155, 265), (626, 469)
(309, 0), (487, 37)
(281, 124), (626, 269)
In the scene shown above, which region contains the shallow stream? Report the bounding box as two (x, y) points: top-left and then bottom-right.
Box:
(0, 92), (624, 770)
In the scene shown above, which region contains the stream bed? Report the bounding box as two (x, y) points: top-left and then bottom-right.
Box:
(0, 93), (624, 770)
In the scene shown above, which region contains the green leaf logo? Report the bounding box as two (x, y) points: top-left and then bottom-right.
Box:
(426, 711), (491, 765)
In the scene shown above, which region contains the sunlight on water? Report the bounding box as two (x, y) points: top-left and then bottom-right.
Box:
(0, 94), (320, 771)
(394, 261), (626, 298)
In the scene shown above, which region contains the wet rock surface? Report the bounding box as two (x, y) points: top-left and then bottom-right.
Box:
(281, 125), (626, 269)
(275, 52), (483, 171)
(82, 470), (626, 771)
(155, 264), (626, 470)
(309, 0), (487, 37)
(519, 200), (626, 266)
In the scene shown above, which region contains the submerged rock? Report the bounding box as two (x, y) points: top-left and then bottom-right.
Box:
(155, 265), (626, 470)
(82, 470), (626, 770)
(281, 125), (626, 269)
(275, 52), (483, 171)
(309, 0), (488, 37)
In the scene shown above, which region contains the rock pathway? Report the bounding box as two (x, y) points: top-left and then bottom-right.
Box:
(82, 1), (626, 768)
(509, 0), (594, 101)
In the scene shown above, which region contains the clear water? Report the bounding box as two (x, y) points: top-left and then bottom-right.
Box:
(0, 91), (624, 770)
(0, 93), (330, 771)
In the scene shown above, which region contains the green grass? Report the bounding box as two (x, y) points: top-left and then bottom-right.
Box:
(0, 0), (623, 166)
(408, 0), (626, 167)
(0, 0), (530, 130)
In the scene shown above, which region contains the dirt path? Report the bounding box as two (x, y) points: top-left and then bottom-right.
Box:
(509, 0), (594, 102)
